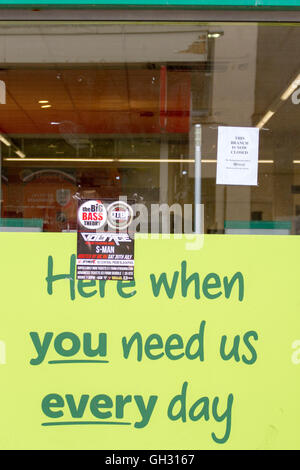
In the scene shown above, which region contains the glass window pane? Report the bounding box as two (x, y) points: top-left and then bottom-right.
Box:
(0, 21), (299, 234)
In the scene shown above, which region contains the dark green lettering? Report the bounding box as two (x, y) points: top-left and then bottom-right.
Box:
(54, 332), (81, 357)
(165, 334), (184, 360)
(90, 394), (113, 419)
(65, 394), (89, 418)
(83, 333), (107, 357)
(122, 332), (143, 361)
(46, 255), (76, 301)
(224, 272), (244, 301)
(145, 334), (164, 360)
(77, 279), (97, 298)
(150, 271), (179, 299)
(42, 394), (64, 419)
(202, 273), (222, 299)
(117, 280), (136, 298)
(181, 261), (200, 299)
(211, 394), (234, 444)
(30, 332), (53, 365)
(242, 331), (258, 365)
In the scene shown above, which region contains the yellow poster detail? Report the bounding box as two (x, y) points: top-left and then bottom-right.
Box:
(0, 233), (299, 450)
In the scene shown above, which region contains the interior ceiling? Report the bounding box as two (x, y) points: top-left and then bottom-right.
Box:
(0, 24), (299, 141)
(0, 68), (191, 135)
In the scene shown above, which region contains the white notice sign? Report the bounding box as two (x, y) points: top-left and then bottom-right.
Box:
(216, 126), (259, 186)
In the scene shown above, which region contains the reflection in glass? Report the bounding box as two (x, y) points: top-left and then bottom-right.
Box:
(0, 22), (299, 234)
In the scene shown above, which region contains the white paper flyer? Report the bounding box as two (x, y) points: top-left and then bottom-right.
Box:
(216, 126), (259, 186)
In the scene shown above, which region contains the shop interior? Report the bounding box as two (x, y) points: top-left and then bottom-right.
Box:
(0, 21), (299, 233)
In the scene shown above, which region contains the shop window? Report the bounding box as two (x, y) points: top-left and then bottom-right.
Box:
(0, 21), (299, 234)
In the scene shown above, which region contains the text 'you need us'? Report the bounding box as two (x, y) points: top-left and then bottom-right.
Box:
(30, 256), (257, 445)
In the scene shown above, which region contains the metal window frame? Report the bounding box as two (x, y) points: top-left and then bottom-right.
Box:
(0, 8), (299, 22)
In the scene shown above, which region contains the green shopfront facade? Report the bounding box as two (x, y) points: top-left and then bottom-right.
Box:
(0, 0), (300, 451)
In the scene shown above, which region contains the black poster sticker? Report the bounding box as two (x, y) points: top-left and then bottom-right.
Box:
(76, 198), (134, 281)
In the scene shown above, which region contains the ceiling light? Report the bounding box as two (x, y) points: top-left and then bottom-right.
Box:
(280, 74), (300, 101)
(119, 158), (195, 163)
(255, 71), (300, 131)
(41, 104), (52, 108)
(0, 134), (11, 147)
(14, 149), (26, 158)
(208, 32), (223, 39)
(4, 157), (113, 163)
(3, 158), (219, 164)
(256, 110), (275, 129)
(39, 100), (49, 104)
(3, 156), (275, 165)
